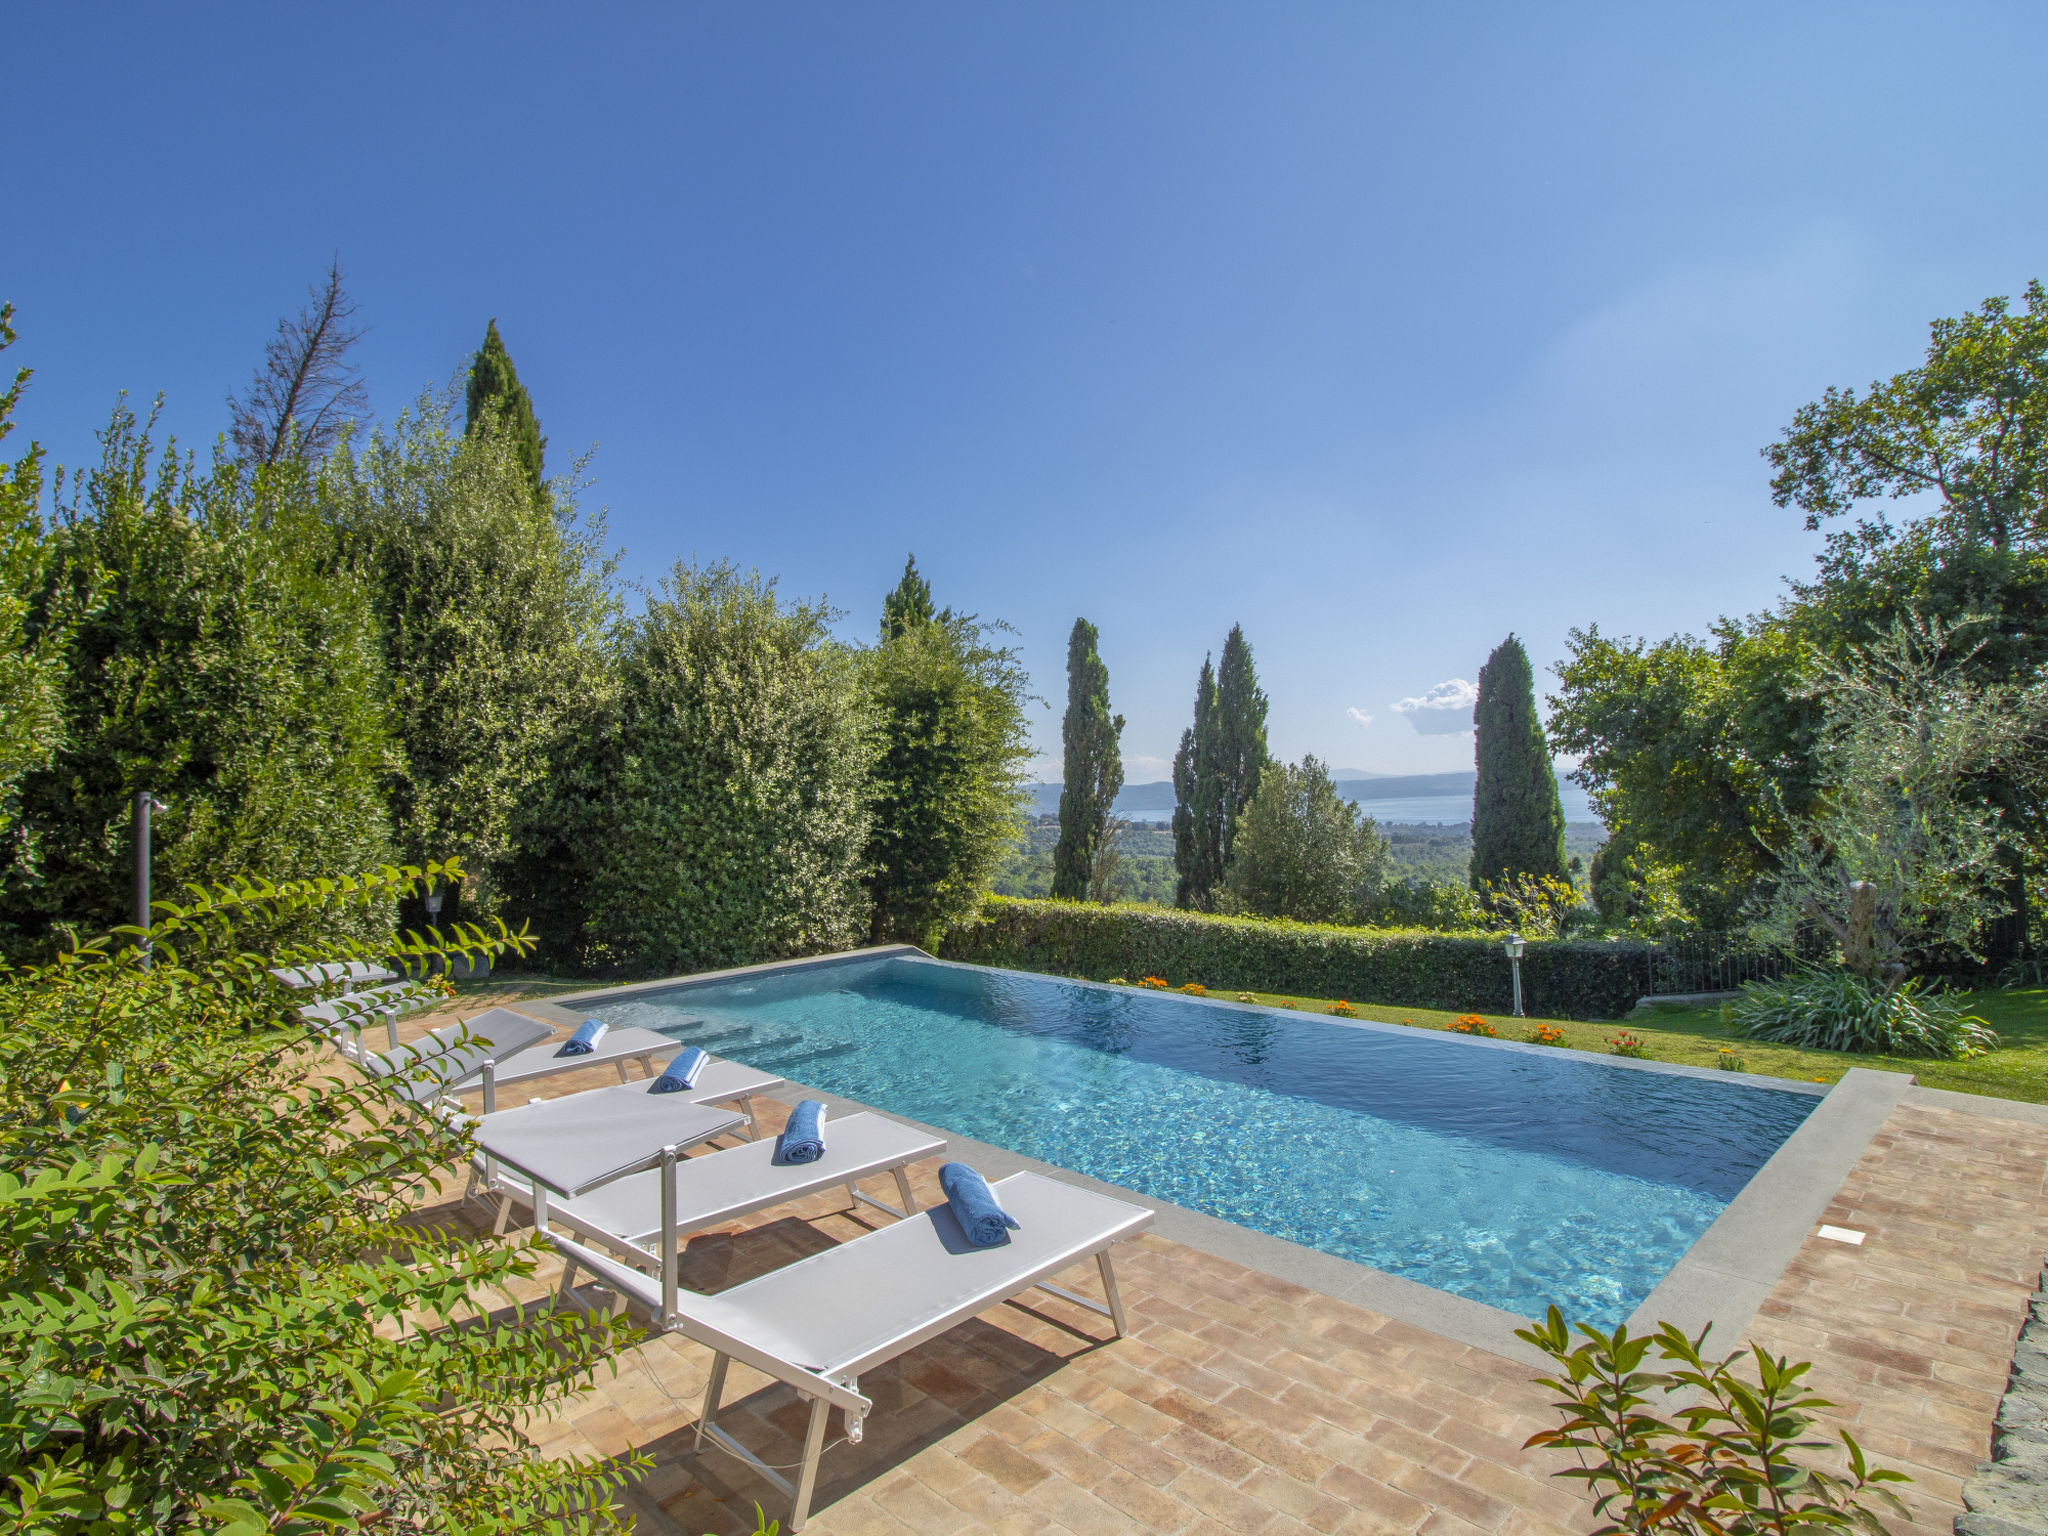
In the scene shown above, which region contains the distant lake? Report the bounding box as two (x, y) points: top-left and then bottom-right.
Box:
(1049, 777), (1602, 828)
(1340, 785), (1598, 826)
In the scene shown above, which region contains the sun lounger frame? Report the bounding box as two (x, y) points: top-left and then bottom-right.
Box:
(544, 1170), (1150, 1531)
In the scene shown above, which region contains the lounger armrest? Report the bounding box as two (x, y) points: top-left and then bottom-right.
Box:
(539, 1232), (872, 1421)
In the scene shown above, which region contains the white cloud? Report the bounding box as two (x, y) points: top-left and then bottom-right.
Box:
(1392, 679), (1477, 735)
(1125, 754), (1174, 779)
(1346, 707), (1373, 729)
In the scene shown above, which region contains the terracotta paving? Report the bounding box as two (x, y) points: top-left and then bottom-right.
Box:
(392, 991), (2048, 1535)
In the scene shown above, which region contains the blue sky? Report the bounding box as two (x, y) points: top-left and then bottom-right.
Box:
(6, 5), (2044, 780)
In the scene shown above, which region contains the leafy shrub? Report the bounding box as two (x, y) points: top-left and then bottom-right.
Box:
(545, 563), (876, 975)
(321, 388), (620, 932)
(1362, 875), (1488, 931)
(1518, 1307), (1908, 1534)
(862, 572), (1032, 946)
(5, 408), (395, 955)
(1731, 964), (1995, 1058)
(1480, 872), (1583, 939)
(1220, 754), (1388, 924)
(0, 861), (635, 1534)
(939, 897), (1653, 1019)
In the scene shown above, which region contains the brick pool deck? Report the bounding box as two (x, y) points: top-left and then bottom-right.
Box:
(401, 994), (2048, 1535)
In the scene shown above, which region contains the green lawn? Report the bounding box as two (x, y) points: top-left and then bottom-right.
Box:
(1215, 985), (2048, 1103)
(472, 970), (2048, 1106)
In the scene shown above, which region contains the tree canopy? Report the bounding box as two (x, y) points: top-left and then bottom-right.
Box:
(1766, 281), (2048, 559)
(863, 601), (1032, 944)
(563, 563), (875, 974)
(2, 407), (394, 954)
(320, 386), (618, 928)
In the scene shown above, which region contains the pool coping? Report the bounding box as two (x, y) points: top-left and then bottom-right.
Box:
(531, 946), (1914, 1366)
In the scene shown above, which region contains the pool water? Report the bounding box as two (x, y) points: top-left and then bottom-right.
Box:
(589, 955), (1819, 1325)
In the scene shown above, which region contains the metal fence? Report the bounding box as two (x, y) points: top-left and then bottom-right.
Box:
(1642, 931), (1802, 997)
(1642, 911), (2034, 996)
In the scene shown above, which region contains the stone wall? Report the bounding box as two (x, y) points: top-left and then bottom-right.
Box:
(1959, 1261), (2048, 1536)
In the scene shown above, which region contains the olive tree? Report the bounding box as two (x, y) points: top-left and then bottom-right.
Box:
(1756, 613), (2048, 982)
(1223, 754), (1389, 925)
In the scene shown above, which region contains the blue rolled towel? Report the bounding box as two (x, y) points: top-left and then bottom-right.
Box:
(939, 1161), (1020, 1247)
(558, 1018), (609, 1056)
(650, 1046), (708, 1093)
(777, 1099), (828, 1164)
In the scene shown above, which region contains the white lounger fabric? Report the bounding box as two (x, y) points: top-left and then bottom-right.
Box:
(550, 1110), (943, 1261)
(546, 1169), (1153, 1531)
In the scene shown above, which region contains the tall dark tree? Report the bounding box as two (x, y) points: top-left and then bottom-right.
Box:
(227, 259), (370, 465)
(1171, 657), (1216, 909)
(1470, 633), (1568, 893)
(1050, 618), (1124, 901)
(464, 319), (546, 498)
(1211, 623), (1270, 867)
(1172, 626), (1270, 911)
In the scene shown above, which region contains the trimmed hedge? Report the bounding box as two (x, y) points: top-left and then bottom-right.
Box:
(937, 897), (1655, 1020)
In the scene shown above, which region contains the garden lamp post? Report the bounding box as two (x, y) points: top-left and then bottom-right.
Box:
(133, 790), (167, 969)
(423, 881), (445, 925)
(1504, 932), (1526, 1017)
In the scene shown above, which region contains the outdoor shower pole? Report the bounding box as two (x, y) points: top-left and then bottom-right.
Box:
(133, 790), (157, 968)
(1504, 932), (1526, 1017)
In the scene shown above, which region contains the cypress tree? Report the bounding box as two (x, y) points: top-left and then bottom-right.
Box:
(1171, 657), (1219, 909)
(464, 320), (546, 498)
(1211, 623), (1269, 871)
(1470, 633), (1569, 892)
(880, 554), (950, 641)
(1050, 618), (1124, 901)
(1171, 626), (1270, 911)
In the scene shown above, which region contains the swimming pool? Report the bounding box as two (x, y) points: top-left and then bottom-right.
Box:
(585, 953), (1820, 1326)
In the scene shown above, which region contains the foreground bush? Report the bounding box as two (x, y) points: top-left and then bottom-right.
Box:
(939, 896), (1653, 1019)
(1732, 964), (1995, 1058)
(0, 863), (637, 1534)
(1519, 1307), (1907, 1534)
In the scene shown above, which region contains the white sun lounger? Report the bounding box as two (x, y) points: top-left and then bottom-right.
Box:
(544, 1170), (1153, 1531)
(547, 1110), (944, 1282)
(467, 1052), (792, 1229)
(271, 959), (398, 993)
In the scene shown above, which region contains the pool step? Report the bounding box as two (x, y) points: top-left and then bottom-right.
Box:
(713, 1031), (809, 1062)
(748, 1039), (859, 1074)
(672, 1021), (758, 1048)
